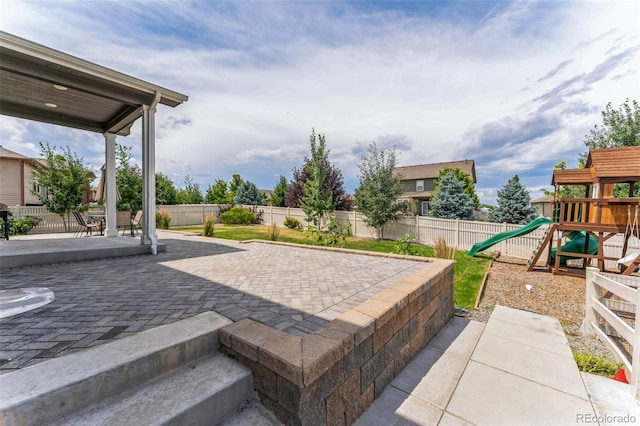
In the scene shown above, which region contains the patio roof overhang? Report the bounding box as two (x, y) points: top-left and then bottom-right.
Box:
(0, 31), (188, 244)
(0, 31), (188, 136)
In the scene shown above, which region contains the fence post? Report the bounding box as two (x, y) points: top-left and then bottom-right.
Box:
(415, 215), (419, 243)
(270, 205), (273, 225)
(352, 211), (357, 237)
(499, 222), (508, 255)
(633, 282), (640, 399)
(455, 218), (460, 250)
(582, 267), (598, 336)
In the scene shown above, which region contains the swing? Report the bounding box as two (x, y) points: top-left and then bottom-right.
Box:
(617, 205), (640, 273)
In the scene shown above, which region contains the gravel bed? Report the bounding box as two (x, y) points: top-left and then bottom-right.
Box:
(456, 257), (618, 361)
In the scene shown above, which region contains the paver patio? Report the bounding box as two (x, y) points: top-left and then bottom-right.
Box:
(0, 232), (428, 373)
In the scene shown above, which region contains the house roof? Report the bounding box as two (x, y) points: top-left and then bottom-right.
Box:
(0, 146), (44, 167)
(394, 160), (476, 182)
(0, 31), (188, 136)
(531, 195), (554, 204)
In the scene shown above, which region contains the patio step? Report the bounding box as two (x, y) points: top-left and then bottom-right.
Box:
(0, 311), (252, 426)
(51, 353), (252, 426)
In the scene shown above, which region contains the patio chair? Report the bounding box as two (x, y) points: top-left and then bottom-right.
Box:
(72, 210), (100, 237)
(116, 210), (134, 236)
(131, 210), (143, 235)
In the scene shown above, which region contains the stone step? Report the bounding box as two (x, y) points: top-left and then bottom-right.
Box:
(218, 396), (283, 426)
(0, 312), (231, 425)
(52, 353), (253, 426)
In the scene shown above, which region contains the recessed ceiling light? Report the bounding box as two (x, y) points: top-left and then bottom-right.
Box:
(44, 103), (57, 108)
(53, 84), (68, 91)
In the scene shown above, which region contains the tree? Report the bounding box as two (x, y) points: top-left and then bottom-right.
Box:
(177, 174), (203, 204)
(156, 172), (179, 205)
(298, 129), (335, 227)
(228, 174), (244, 202)
(205, 179), (232, 204)
(115, 144), (142, 214)
(435, 167), (479, 209)
(271, 176), (288, 207)
(286, 131), (351, 211)
(541, 161), (585, 199)
(234, 181), (265, 205)
(580, 98), (640, 166)
(489, 175), (537, 224)
(31, 142), (93, 231)
(354, 142), (404, 239)
(430, 171), (474, 220)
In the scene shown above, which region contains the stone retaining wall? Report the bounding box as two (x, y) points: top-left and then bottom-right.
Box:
(219, 258), (454, 425)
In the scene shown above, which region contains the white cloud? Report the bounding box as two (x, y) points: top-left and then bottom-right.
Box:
(1, 0), (639, 203)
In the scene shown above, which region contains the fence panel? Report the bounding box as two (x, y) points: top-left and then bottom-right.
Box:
(9, 203), (634, 264)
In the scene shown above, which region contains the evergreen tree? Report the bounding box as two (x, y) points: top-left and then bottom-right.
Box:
(354, 142), (403, 239)
(156, 173), (179, 205)
(435, 167), (479, 209)
(430, 171), (474, 220)
(205, 178), (231, 204)
(489, 175), (537, 224)
(233, 181), (265, 205)
(31, 142), (93, 231)
(271, 175), (288, 207)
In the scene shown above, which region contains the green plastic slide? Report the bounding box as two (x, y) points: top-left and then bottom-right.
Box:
(550, 231), (598, 265)
(468, 217), (555, 256)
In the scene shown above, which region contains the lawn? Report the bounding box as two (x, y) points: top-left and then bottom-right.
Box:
(172, 224), (492, 309)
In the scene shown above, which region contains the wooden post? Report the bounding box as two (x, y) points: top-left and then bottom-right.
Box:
(583, 267), (598, 336)
(632, 279), (640, 399)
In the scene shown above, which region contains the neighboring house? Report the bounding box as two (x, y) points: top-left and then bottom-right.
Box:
(0, 146), (94, 207)
(0, 146), (46, 206)
(531, 195), (554, 217)
(394, 159), (476, 216)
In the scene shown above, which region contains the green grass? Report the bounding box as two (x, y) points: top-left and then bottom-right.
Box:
(172, 224), (492, 308)
(573, 351), (624, 377)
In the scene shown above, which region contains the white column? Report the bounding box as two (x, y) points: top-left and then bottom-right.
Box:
(104, 133), (117, 237)
(141, 104), (157, 246)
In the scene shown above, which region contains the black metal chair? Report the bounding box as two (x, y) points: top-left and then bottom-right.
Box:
(72, 211), (100, 237)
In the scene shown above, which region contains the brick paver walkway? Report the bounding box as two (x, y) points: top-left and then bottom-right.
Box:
(0, 233), (427, 372)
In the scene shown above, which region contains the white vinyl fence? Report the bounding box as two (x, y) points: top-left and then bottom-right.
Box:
(583, 268), (640, 399)
(9, 204), (636, 264)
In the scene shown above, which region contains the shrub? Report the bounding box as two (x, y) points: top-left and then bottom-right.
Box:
(267, 223), (280, 241)
(2, 215), (41, 236)
(203, 213), (215, 237)
(156, 210), (171, 229)
(303, 215), (349, 247)
(573, 351), (623, 377)
(284, 216), (301, 229)
(434, 237), (455, 259)
(393, 235), (417, 255)
(220, 206), (257, 225)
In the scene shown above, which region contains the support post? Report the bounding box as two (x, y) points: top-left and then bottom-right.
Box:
(104, 133), (117, 237)
(141, 103), (157, 248)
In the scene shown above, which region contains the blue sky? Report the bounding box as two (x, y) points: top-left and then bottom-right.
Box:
(1, 0), (639, 205)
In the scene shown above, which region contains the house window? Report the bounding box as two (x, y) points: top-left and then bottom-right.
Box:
(421, 201), (429, 216)
(416, 180), (424, 192)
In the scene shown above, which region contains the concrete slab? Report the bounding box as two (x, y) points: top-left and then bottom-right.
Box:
(390, 347), (469, 410)
(471, 332), (589, 399)
(489, 305), (563, 333)
(354, 386), (443, 426)
(581, 372), (640, 416)
(482, 317), (572, 358)
(438, 412), (474, 426)
(427, 316), (484, 358)
(447, 360), (595, 425)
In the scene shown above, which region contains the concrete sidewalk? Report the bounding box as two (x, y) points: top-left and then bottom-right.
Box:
(357, 305), (639, 425)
